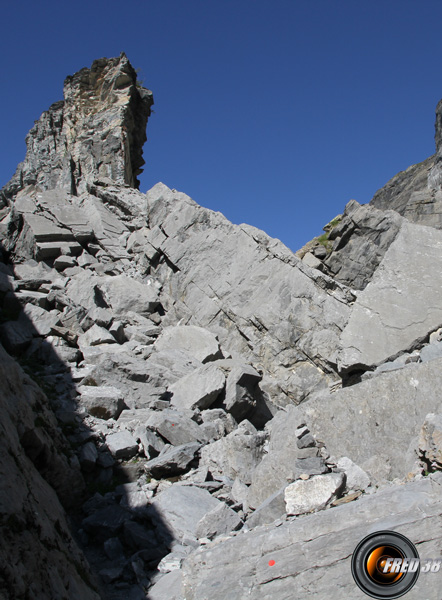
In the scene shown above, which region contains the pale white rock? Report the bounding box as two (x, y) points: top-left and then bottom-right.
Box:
(284, 472), (345, 515)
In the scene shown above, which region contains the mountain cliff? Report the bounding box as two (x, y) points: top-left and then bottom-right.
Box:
(1, 55), (442, 600)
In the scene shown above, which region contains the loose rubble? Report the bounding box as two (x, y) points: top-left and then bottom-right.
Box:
(2, 53), (442, 600)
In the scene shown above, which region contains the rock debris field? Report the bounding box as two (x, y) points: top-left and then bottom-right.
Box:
(1, 54), (442, 599)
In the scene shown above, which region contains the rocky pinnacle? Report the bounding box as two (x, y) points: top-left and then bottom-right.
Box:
(1, 53), (153, 201)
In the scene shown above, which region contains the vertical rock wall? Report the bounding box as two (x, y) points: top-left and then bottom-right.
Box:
(1, 53), (153, 201)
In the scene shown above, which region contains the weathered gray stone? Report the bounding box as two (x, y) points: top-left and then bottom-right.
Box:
(53, 254), (78, 271)
(2, 54), (153, 200)
(224, 364), (261, 421)
(22, 213), (74, 242)
(0, 343), (97, 600)
(82, 505), (132, 542)
(338, 220), (442, 372)
(23, 304), (61, 336)
(230, 477), (250, 507)
(200, 421), (265, 484)
(145, 349), (202, 386)
(284, 472), (345, 515)
(105, 430), (139, 459)
(195, 501), (242, 540)
(157, 547), (189, 573)
(246, 409), (308, 508)
(321, 200), (403, 290)
(79, 441), (98, 471)
(336, 457), (371, 491)
(147, 409), (208, 445)
(0, 318), (35, 353)
(77, 324), (116, 350)
(145, 182), (351, 399)
(150, 484), (221, 541)
(169, 364), (226, 411)
(182, 473), (442, 600)
(123, 521), (158, 550)
(148, 570), (183, 600)
(36, 240), (83, 259)
(301, 251), (322, 270)
(78, 385), (125, 420)
(154, 325), (222, 363)
(292, 358), (442, 483)
(99, 274), (160, 317)
(144, 443), (201, 478)
(419, 413), (442, 467)
(246, 486), (287, 527)
(135, 426), (165, 458)
(295, 456), (328, 475)
(420, 341), (442, 363)
(199, 408), (237, 442)
(13, 260), (58, 288)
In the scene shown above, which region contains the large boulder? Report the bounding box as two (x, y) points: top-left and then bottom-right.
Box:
(200, 421), (265, 484)
(182, 473), (442, 600)
(292, 357), (442, 483)
(284, 472), (345, 515)
(154, 325), (222, 363)
(338, 220), (442, 373)
(168, 364), (226, 411)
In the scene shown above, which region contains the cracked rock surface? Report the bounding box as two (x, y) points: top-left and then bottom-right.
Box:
(2, 54), (442, 600)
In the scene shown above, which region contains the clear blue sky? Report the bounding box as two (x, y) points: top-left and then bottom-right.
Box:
(2, 1), (442, 251)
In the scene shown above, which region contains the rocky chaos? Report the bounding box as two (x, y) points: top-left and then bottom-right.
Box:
(1, 54), (442, 599)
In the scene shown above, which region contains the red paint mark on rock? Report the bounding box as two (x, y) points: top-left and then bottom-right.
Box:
(268, 560), (275, 567)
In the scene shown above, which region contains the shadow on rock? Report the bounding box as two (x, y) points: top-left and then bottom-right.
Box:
(0, 239), (175, 600)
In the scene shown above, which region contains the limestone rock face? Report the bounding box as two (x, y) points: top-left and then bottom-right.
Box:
(321, 199), (403, 290)
(4, 54), (442, 600)
(368, 101), (442, 229)
(182, 474), (442, 599)
(292, 357), (442, 483)
(145, 182), (352, 404)
(338, 220), (442, 372)
(2, 53), (153, 200)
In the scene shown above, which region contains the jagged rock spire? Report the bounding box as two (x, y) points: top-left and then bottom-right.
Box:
(2, 53), (153, 201)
